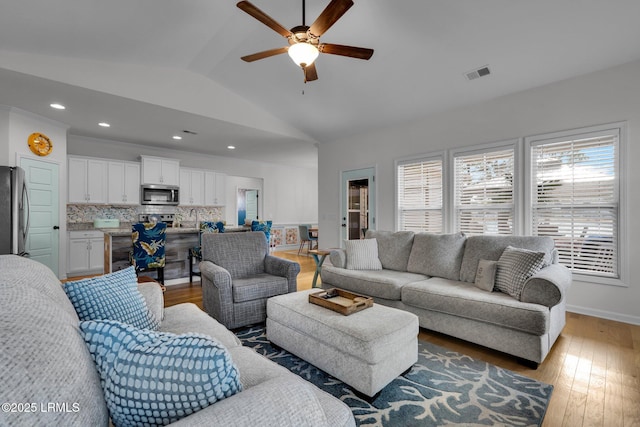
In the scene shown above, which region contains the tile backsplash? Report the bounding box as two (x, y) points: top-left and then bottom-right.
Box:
(67, 205), (225, 225)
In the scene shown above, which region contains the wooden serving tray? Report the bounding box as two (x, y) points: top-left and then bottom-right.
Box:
(309, 288), (373, 316)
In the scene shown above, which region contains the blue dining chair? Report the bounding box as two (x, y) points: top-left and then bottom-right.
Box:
(298, 224), (318, 255)
(131, 222), (167, 284)
(188, 221), (225, 282)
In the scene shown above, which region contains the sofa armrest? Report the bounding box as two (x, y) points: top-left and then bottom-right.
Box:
(265, 256), (301, 293)
(200, 261), (234, 327)
(520, 263), (572, 307)
(329, 249), (346, 269)
(138, 281), (164, 321)
(169, 376), (330, 427)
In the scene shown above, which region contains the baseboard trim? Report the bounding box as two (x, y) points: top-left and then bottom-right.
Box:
(566, 304), (640, 326)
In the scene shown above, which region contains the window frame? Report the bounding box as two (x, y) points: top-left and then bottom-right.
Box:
(395, 153), (446, 233)
(524, 122), (627, 287)
(450, 139), (522, 236)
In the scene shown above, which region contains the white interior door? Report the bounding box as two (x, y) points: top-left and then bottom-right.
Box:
(20, 157), (60, 276)
(341, 168), (376, 242)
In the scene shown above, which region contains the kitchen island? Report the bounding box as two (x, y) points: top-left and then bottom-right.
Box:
(102, 225), (250, 282)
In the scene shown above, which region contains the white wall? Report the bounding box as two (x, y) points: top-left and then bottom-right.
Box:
(0, 106), (69, 277)
(67, 136), (318, 226)
(318, 59), (640, 325)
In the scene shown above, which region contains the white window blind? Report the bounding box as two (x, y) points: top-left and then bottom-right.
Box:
(397, 158), (443, 232)
(531, 131), (619, 277)
(454, 148), (515, 235)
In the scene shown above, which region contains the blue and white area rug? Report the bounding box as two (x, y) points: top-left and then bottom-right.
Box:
(235, 325), (552, 427)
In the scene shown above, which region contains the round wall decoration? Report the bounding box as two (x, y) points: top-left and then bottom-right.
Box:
(28, 132), (53, 156)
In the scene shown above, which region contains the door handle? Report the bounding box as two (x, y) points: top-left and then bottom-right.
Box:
(53, 225), (60, 230)
(341, 224), (346, 227)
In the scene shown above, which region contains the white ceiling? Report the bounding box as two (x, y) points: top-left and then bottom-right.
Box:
(1, 0), (640, 168)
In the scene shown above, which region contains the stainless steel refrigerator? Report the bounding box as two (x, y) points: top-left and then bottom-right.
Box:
(0, 166), (29, 256)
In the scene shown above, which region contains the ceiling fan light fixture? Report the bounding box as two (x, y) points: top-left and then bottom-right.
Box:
(288, 42), (319, 67)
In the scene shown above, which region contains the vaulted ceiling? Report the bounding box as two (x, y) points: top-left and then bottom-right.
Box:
(1, 0), (640, 168)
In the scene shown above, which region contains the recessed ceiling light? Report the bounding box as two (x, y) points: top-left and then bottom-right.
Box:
(50, 103), (66, 110)
(172, 135), (182, 140)
(98, 122), (111, 128)
(227, 145), (236, 150)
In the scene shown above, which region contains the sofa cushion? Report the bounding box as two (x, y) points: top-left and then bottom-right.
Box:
(401, 278), (549, 336)
(321, 265), (428, 301)
(406, 232), (466, 280)
(365, 230), (415, 271)
(232, 274), (289, 303)
(495, 246), (546, 299)
(345, 239), (382, 270)
(161, 303), (242, 349)
(138, 281), (165, 321)
(474, 259), (497, 292)
(0, 255), (109, 427)
(459, 235), (556, 283)
(80, 320), (243, 427)
(63, 266), (160, 330)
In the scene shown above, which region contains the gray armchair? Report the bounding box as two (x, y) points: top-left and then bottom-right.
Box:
(200, 231), (300, 329)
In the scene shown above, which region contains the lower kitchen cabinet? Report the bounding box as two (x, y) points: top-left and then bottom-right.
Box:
(68, 230), (105, 276)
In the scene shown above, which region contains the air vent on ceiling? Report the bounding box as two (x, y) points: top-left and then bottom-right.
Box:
(182, 130), (198, 135)
(465, 65), (491, 81)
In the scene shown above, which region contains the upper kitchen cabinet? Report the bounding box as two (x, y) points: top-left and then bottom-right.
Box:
(107, 161), (140, 205)
(205, 171), (227, 206)
(68, 156), (108, 204)
(140, 156), (180, 186)
(180, 168), (205, 206)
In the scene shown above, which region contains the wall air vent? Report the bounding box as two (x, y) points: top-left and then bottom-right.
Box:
(465, 65), (491, 81)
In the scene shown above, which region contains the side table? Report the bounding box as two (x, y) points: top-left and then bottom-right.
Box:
(308, 249), (331, 288)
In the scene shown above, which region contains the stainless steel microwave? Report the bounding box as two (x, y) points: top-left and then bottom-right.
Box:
(140, 184), (179, 205)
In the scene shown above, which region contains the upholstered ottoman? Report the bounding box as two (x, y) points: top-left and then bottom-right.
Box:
(266, 289), (419, 397)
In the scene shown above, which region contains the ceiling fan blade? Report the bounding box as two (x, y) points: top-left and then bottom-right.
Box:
(309, 0), (354, 37)
(319, 43), (374, 60)
(237, 1), (292, 38)
(241, 46), (288, 62)
(304, 63), (318, 82)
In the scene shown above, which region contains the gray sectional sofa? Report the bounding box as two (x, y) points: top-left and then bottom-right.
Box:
(321, 230), (572, 366)
(0, 255), (354, 427)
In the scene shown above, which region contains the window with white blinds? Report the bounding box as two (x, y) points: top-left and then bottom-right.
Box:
(397, 157), (443, 232)
(454, 148), (515, 235)
(530, 130), (619, 278)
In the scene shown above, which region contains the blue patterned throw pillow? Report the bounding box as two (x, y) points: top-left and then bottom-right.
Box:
(63, 266), (160, 330)
(80, 320), (243, 427)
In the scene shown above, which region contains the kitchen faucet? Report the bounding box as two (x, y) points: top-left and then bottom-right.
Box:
(189, 208), (199, 228)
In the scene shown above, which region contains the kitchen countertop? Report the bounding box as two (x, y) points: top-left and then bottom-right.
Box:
(99, 225), (250, 237)
(100, 227), (199, 237)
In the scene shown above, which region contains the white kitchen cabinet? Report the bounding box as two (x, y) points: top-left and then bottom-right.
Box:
(107, 161), (140, 205)
(68, 156), (108, 204)
(205, 171), (227, 206)
(141, 156), (180, 186)
(180, 168), (205, 206)
(68, 230), (104, 275)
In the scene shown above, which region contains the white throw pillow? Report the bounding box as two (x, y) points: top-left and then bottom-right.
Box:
(345, 239), (382, 270)
(474, 259), (497, 292)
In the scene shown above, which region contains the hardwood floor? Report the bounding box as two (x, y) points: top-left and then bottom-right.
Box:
(165, 250), (640, 427)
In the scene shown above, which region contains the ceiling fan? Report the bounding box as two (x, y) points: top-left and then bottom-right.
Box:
(237, 0), (374, 82)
